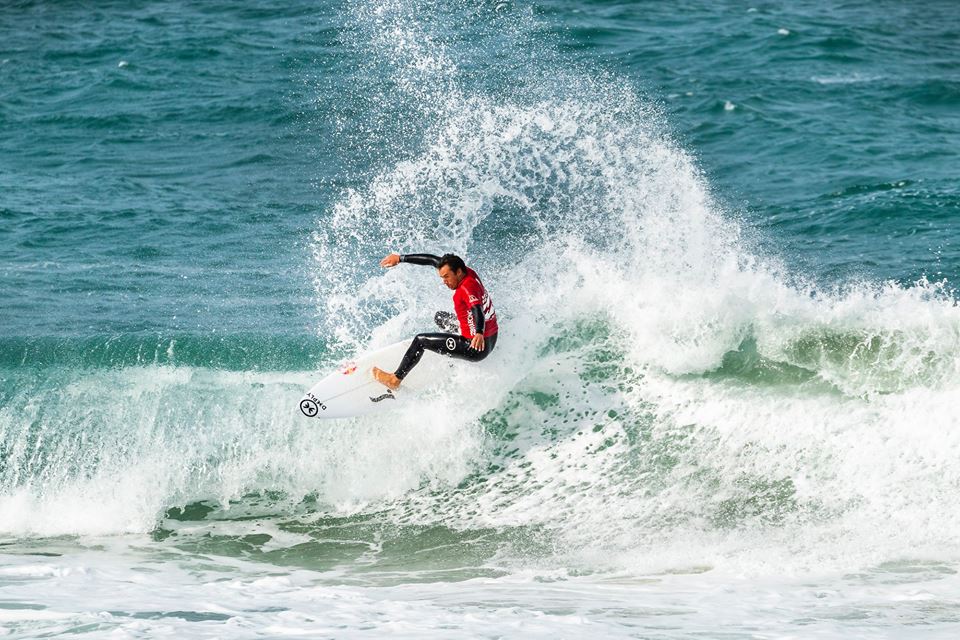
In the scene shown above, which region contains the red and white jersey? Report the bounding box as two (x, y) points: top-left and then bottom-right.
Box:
(452, 268), (498, 338)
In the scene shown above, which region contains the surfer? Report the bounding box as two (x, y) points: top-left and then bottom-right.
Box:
(372, 253), (499, 390)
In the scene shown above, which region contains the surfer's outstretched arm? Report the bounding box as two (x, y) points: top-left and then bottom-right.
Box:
(380, 253), (441, 268)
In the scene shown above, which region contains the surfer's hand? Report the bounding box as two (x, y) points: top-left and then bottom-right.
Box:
(470, 334), (485, 351)
(380, 253), (401, 268)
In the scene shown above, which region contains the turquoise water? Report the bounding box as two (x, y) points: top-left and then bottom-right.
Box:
(3, 1), (960, 637)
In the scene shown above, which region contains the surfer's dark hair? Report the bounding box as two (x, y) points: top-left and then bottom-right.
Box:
(438, 253), (467, 273)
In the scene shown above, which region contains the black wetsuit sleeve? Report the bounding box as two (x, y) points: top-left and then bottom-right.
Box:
(470, 305), (484, 336)
(399, 253), (442, 267)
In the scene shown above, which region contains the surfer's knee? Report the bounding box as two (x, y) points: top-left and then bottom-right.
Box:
(476, 333), (497, 361)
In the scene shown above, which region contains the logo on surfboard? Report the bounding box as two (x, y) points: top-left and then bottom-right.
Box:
(300, 398), (321, 417)
(369, 391), (395, 403)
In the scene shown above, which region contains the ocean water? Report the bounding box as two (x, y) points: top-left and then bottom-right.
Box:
(2, 0), (960, 637)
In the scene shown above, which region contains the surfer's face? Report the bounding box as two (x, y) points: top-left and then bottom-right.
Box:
(438, 265), (465, 290)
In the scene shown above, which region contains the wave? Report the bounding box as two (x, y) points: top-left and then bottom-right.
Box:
(0, 358), (497, 539)
(4, 0), (960, 577)
(302, 0), (960, 572)
(4, 303), (960, 574)
(0, 334), (327, 372)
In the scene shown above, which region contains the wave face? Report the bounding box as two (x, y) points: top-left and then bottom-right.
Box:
(3, 0), (960, 583)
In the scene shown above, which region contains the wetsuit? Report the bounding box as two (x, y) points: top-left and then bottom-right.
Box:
(393, 254), (499, 380)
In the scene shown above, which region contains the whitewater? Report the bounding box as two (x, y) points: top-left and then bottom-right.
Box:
(3, 0), (960, 637)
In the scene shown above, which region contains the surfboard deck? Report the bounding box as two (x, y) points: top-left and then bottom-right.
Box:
(299, 339), (447, 419)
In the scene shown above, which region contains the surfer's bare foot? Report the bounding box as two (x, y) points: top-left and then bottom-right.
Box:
(372, 367), (401, 390)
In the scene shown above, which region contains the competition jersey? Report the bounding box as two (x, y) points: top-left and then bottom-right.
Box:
(453, 268), (498, 338)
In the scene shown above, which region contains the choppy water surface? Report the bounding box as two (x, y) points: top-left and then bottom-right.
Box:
(2, 0), (960, 637)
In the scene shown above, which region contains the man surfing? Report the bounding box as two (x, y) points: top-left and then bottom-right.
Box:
(372, 252), (499, 390)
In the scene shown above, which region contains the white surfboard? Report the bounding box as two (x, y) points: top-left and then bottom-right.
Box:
(299, 339), (448, 419)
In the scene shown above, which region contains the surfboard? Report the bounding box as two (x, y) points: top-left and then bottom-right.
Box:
(299, 339), (448, 419)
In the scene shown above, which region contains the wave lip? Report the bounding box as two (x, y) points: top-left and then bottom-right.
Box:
(0, 334), (327, 372)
